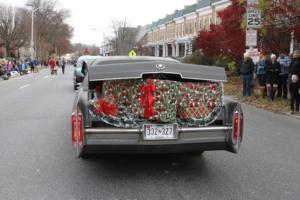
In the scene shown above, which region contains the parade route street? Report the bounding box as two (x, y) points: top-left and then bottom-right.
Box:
(0, 67), (300, 200)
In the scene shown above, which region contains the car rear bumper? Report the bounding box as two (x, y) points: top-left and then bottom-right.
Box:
(82, 126), (232, 153)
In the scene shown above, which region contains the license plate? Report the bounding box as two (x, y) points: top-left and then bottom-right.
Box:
(143, 124), (177, 140)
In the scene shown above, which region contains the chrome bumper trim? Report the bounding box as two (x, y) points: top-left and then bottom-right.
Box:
(85, 126), (231, 134)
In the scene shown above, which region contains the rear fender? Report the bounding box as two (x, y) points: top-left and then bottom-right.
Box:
(77, 89), (90, 128)
(223, 99), (243, 153)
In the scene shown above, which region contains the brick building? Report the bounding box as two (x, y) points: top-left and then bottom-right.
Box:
(143, 0), (230, 58)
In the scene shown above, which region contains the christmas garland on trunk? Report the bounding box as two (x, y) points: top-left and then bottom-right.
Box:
(88, 79), (223, 128)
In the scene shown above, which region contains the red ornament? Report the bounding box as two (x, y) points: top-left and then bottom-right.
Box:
(140, 80), (156, 119)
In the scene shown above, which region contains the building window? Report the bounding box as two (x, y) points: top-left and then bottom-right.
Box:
(166, 28), (168, 39)
(185, 23), (188, 35)
(199, 20), (202, 32)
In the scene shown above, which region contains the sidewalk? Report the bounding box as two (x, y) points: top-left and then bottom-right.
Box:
(224, 76), (300, 120)
(0, 65), (47, 83)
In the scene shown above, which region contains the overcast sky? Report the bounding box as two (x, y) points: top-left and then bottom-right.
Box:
(0, 0), (197, 45)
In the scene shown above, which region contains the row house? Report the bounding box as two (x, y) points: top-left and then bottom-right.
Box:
(144, 0), (230, 58)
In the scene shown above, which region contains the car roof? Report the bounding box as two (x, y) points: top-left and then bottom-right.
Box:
(77, 55), (102, 61)
(89, 56), (227, 82)
(92, 56), (179, 65)
(77, 55), (102, 67)
(77, 56), (102, 62)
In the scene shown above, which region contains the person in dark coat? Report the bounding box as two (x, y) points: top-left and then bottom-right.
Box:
(81, 61), (88, 76)
(239, 52), (255, 96)
(266, 54), (281, 101)
(61, 58), (66, 74)
(289, 50), (300, 114)
(277, 53), (290, 99)
(29, 61), (34, 73)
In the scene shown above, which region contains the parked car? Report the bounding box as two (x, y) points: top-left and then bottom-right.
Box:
(71, 56), (243, 158)
(73, 55), (102, 90)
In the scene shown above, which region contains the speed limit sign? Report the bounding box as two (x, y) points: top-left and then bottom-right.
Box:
(247, 8), (261, 29)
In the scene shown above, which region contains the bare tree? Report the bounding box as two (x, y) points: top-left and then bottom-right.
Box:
(72, 43), (100, 56)
(0, 5), (29, 57)
(110, 19), (139, 55)
(26, 0), (73, 59)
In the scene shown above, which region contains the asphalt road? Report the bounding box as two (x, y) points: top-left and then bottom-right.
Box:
(0, 67), (300, 200)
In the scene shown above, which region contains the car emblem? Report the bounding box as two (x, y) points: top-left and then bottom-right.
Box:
(156, 63), (166, 70)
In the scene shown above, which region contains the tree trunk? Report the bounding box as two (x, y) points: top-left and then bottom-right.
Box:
(5, 45), (10, 58)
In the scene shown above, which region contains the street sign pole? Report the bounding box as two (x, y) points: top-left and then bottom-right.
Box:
(246, 0), (261, 62)
(290, 31), (294, 54)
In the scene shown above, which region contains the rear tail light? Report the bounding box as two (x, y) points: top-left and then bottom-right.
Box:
(239, 112), (243, 142)
(233, 111), (239, 141)
(71, 112), (77, 145)
(233, 111), (243, 143)
(77, 113), (83, 146)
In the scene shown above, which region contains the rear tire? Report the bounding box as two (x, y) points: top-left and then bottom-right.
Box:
(79, 150), (89, 159)
(75, 146), (89, 159)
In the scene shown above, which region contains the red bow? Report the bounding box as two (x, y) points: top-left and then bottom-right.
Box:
(141, 80), (156, 119)
(95, 98), (118, 117)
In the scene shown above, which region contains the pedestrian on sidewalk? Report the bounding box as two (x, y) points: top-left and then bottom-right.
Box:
(33, 59), (39, 73)
(266, 54), (281, 101)
(48, 56), (57, 75)
(255, 52), (268, 97)
(61, 57), (66, 74)
(289, 50), (300, 114)
(1, 61), (9, 80)
(7, 61), (13, 73)
(29, 61), (34, 73)
(277, 53), (290, 99)
(239, 52), (255, 96)
(0, 60), (5, 77)
(20, 61), (27, 75)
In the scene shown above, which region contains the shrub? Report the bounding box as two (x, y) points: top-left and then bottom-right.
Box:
(227, 61), (238, 76)
(184, 51), (232, 68)
(184, 51), (215, 66)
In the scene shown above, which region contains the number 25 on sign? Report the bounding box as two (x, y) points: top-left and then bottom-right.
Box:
(247, 9), (261, 28)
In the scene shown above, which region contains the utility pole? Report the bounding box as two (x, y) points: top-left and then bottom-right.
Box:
(26, 3), (40, 60)
(290, 31), (294, 54)
(30, 9), (34, 59)
(246, 0), (261, 62)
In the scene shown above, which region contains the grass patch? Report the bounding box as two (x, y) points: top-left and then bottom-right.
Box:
(224, 76), (291, 114)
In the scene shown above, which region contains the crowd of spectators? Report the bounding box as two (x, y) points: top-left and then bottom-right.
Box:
(239, 49), (300, 115)
(0, 58), (44, 80)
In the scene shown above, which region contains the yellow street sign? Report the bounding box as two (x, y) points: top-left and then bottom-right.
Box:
(128, 50), (137, 57)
